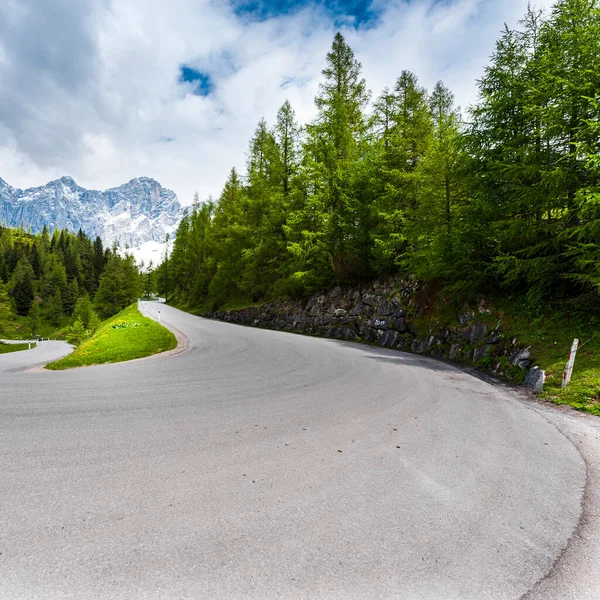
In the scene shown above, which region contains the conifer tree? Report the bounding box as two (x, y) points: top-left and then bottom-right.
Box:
(11, 257), (35, 315)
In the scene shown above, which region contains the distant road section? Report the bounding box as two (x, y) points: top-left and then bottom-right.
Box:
(0, 303), (595, 599)
(0, 340), (72, 373)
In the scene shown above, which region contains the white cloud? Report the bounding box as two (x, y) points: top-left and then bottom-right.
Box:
(0, 0), (557, 205)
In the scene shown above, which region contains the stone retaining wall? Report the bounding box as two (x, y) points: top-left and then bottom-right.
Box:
(203, 276), (544, 391)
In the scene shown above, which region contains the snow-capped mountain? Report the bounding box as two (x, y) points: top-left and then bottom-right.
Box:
(0, 176), (183, 264)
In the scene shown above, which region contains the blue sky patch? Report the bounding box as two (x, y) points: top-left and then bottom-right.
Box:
(281, 74), (312, 89)
(231, 0), (384, 28)
(179, 66), (213, 96)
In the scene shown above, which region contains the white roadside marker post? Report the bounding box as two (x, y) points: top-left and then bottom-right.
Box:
(158, 310), (161, 323)
(562, 338), (579, 388)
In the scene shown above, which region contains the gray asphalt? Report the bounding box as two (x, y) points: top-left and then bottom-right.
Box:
(0, 302), (596, 600)
(0, 340), (72, 373)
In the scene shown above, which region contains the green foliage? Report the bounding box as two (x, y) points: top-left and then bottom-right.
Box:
(95, 254), (140, 318)
(0, 286), (11, 330)
(48, 304), (177, 370)
(67, 319), (88, 345)
(71, 294), (100, 331)
(27, 301), (41, 337)
(159, 4), (600, 317)
(0, 224), (138, 339)
(47, 289), (63, 326)
(11, 257), (35, 315)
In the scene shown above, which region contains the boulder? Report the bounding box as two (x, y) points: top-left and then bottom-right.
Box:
(364, 328), (380, 342)
(392, 317), (408, 333)
(523, 367), (545, 392)
(377, 299), (394, 317)
(396, 335), (411, 349)
(319, 314), (334, 326)
(449, 344), (461, 360)
(430, 347), (444, 359)
(485, 331), (500, 344)
(362, 294), (378, 306)
(413, 336), (435, 354)
(334, 308), (347, 317)
(308, 304), (321, 317)
(349, 303), (365, 317)
(340, 327), (359, 341)
(509, 346), (532, 369)
(465, 321), (487, 344)
(473, 345), (491, 362)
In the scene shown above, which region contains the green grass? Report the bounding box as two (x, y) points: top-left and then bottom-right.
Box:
(46, 304), (177, 370)
(495, 303), (600, 416)
(0, 341), (36, 354)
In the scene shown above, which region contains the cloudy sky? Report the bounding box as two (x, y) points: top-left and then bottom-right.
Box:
(0, 0), (555, 206)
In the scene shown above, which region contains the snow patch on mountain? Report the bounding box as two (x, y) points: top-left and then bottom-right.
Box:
(128, 240), (173, 268)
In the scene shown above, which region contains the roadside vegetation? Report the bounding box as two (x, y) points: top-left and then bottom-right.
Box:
(499, 305), (600, 416)
(46, 304), (176, 370)
(423, 297), (600, 416)
(0, 341), (36, 354)
(0, 225), (141, 346)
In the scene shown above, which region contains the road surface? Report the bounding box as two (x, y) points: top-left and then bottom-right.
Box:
(0, 302), (598, 599)
(0, 340), (72, 373)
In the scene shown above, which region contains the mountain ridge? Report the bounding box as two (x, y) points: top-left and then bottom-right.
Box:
(0, 176), (183, 256)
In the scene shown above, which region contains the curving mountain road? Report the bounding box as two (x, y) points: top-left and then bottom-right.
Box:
(0, 302), (598, 599)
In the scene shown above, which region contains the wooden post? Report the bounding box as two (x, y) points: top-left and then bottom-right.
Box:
(562, 339), (579, 388)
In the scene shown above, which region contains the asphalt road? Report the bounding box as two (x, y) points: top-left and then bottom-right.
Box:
(0, 340), (72, 373)
(0, 302), (597, 600)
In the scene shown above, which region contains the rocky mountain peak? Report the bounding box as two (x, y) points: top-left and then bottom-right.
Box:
(0, 175), (184, 258)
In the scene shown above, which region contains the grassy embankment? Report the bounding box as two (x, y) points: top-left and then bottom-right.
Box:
(496, 304), (600, 416)
(47, 304), (176, 370)
(409, 294), (600, 415)
(0, 341), (36, 354)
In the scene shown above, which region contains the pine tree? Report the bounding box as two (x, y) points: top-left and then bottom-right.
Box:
(297, 32), (370, 280)
(369, 71), (432, 273)
(11, 257), (35, 315)
(71, 294), (100, 330)
(67, 319), (87, 345)
(63, 278), (79, 315)
(95, 255), (140, 318)
(407, 81), (467, 280)
(48, 289), (63, 326)
(27, 301), (40, 337)
(275, 100), (301, 198)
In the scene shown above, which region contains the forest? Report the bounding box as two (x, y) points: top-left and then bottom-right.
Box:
(0, 226), (140, 339)
(158, 0), (600, 316)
